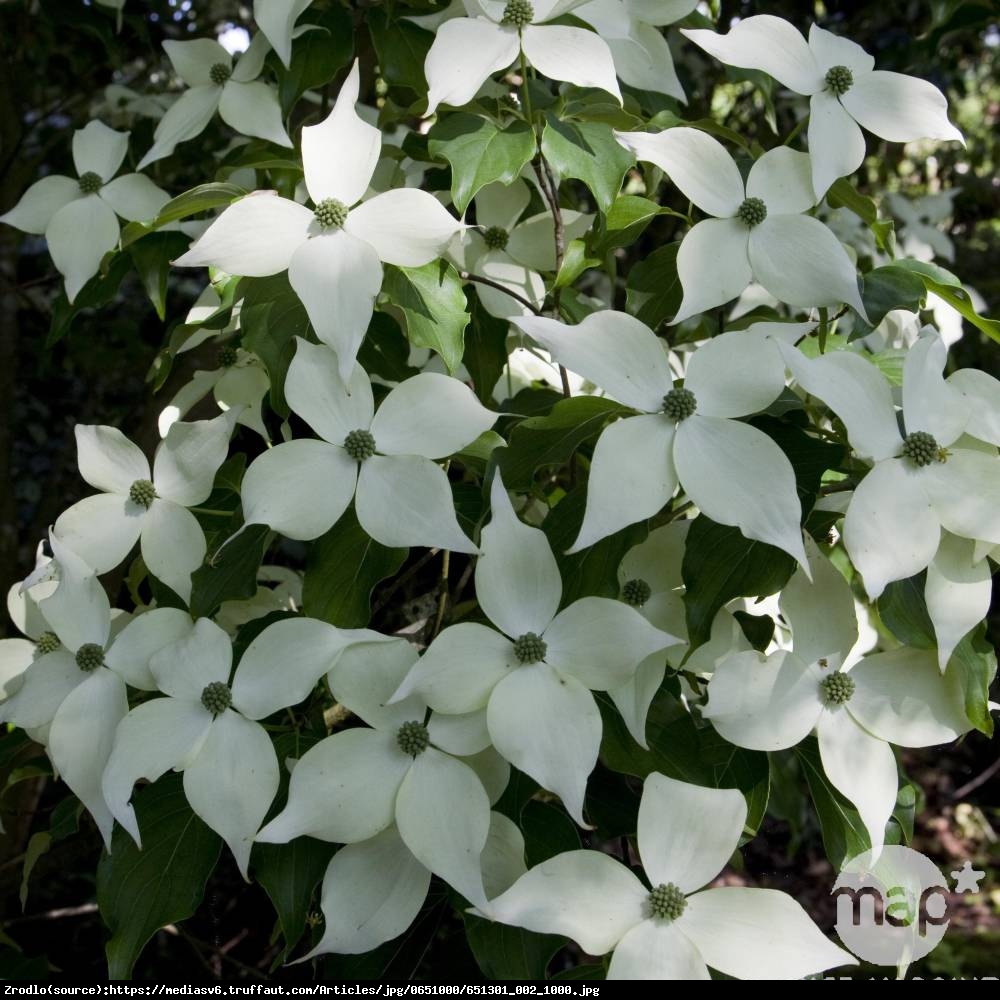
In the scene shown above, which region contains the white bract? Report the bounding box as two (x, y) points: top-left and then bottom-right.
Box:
(613, 128), (868, 323)
(175, 61), (465, 381)
(53, 412), (237, 603)
(239, 339), (495, 553)
(0, 547), (60, 700)
(390, 472), (677, 825)
(423, 0), (622, 116)
(681, 15), (964, 198)
(705, 538), (970, 850)
(253, 0), (312, 67)
(137, 34), (290, 169)
(888, 190), (957, 262)
(483, 773), (856, 979)
(0, 121), (169, 302)
(514, 312), (809, 564)
(102, 618), (280, 880)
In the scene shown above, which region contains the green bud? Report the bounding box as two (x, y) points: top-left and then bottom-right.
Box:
(75, 643), (105, 673)
(209, 62), (232, 86)
(501, 0), (534, 27)
(78, 171), (103, 195)
(622, 578), (652, 607)
(396, 720), (430, 757)
(482, 226), (509, 251)
(901, 431), (944, 467)
(825, 64), (854, 96)
(820, 672), (855, 705)
(314, 198), (349, 230)
(217, 345), (239, 368)
(128, 479), (157, 508)
(343, 428), (376, 461)
(201, 681), (232, 715)
(34, 631), (61, 658)
(513, 632), (547, 664)
(648, 882), (687, 921)
(662, 387), (697, 422)
(737, 196), (767, 228)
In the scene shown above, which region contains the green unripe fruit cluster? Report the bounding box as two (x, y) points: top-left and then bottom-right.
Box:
(821, 672), (856, 705)
(737, 197), (767, 228)
(513, 632), (547, 664)
(825, 64), (854, 95)
(662, 387), (697, 422)
(129, 479), (157, 508)
(314, 198), (349, 230)
(201, 681), (232, 715)
(648, 882), (687, 921)
(622, 578), (652, 607)
(397, 720), (430, 757)
(78, 171), (103, 195)
(501, 0), (534, 27)
(344, 428), (376, 461)
(76, 643), (105, 672)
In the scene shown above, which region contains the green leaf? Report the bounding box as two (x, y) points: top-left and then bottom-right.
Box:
(894, 258), (1000, 344)
(97, 775), (222, 979)
(540, 115), (631, 212)
(357, 313), (420, 384)
(681, 515), (796, 652)
(464, 295), (511, 404)
(367, 8), (434, 96)
(733, 609), (775, 651)
(427, 114), (536, 216)
(554, 238), (601, 290)
(46, 251), (133, 346)
(591, 195), (662, 255)
(877, 574), (935, 649)
(19, 832), (51, 911)
(624, 242), (681, 329)
(303, 508), (407, 627)
(188, 524), (271, 619)
(463, 914), (565, 980)
(383, 262), (470, 373)
(497, 396), (627, 491)
(279, 8), (353, 112)
(128, 231), (190, 320)
(826, 177), (878, 226)
(949, 628), (997, 737)
(120, 183), (246, 247)
(521, 800), (581, 867)
(861, 264), (926, 327)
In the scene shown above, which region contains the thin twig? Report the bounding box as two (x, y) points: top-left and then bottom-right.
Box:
(459, 271), (541, 314)
(370, 548), (440, 616)
(951, 757), (1000, 800)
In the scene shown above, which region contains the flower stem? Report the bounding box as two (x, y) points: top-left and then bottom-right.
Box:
(783, 112), (810, 147)
(519, 40), (535, 140)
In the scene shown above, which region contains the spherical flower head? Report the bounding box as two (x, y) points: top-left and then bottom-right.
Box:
(901, 430), (944, 467)
(501, 0), (534, 28)
(314, 198), (349, 230)
(482, 226), (510, 251)
(75, 643), (105, 673)
(737, 196), (767, 228)
(34, 631), (61, 658)
(622, 578), (652, 608)
(343, 428), (376, 461)
(78, 171), (103, 195)
(662, 387), (697, 422)
(128, 478), (157, 508)
(820, 672), (855, 705)
(217, 345), (239, 368)
(648, 882), (687, 921)
(513, 632), (547, 664)
(396, 720), (430, 757)
(201, 681), (232, 716)
(209, 62), (232, 86)
(825, 65), (854, 96)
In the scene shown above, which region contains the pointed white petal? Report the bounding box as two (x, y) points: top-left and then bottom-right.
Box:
(50, 669), (128, 847)
(53, 494), (144, 574)
(683, 329), (786, 418)
(0, 639), (35, 700)
(608, 653), (667, 749)
(0, 176), (80, 235)
(356, 455), (478, 553)
(485, 850), (646, 954)
(673, 217), (751, 324)
(608, 919), (710, 980)
(255, 728), (409, 844)
(476, 179), (531, 230)
(390, 623), (515, 714)
(614, 127), (744, 218)
(482, 811), (527, 897)
(299, 828), (430, 958)
(606, 26), (686, 100)
(102, 696), (213, 845)
(104, 607), (193, 690)
(285, 340), (374, 445)
(149, 617), (232, 702)
(74, 424), (149, 494)
(426, 710), (494, 757)
(486, 664), (600, 826)
(619, 520), (689, 593)
(682, 886), (856, 979)
(674, 416), (806, 565)
(136, 86), (222, 170)
(424, 18), (520, 116)
(473, 251), (546, 319)
(163, 38), (229, 87)
(46, 196), (120, 303)
(807, 24), (874, 75)
(948, 368), (1000, 446)
(72, 120), (129, 181)
(371, 373), (496, 460)
(841, 71), (964, 144)
(521, 24), (622, 102)
(848, 647), (970, 745)
(241, 440), (356, 540)
(746, 146), (816, 215)
(623, 0), (698, 24)
(807, 91), (867, 200)
(817, 708), (897, 852)
(253, 0), (312, 67)
(0, 650), (82, 729)
(923, 448), (1000, 546)
(153, 411), (236, 506)
(37, 537), (112, 650)
(218, 80), (291, 147)
(680, 17), (822, 95)
(476, 472), (561, 637)
(513, 310), (670, 412)
(843, 458), (940, 598)
(99, 174), (170, 223)
(288, 230), (383, 381)
(183, 709), (279, 879)
(347, 189), (464, 267)
(902, 334), (969, 446)
(139, 501), (206, 603)
(749, 215), (867, 318)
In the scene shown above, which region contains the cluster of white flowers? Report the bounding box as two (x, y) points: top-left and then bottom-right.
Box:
(2, 0), (996, 981)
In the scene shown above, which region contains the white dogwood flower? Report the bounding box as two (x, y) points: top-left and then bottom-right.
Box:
(681, 15), (963, 198)
(175, 60), (465, 381)
(423, 0), (622, 116)
(614, 128), (868, 323)
(0, 121), (169, 302)
(484, 772), (856, 979)
(239, 339), (495, 553)
(887, 190), (957, 262)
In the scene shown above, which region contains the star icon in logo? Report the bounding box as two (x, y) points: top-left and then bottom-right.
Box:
(950, 860), (986, 893)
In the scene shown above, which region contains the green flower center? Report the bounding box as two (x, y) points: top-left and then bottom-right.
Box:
(825, 64), (854, 96)
(343, 428), (376, 461)
(128, 479), (157, 508)
(501, 0), (534, 27)
(622, 578), (652, 608)
(901, 431), (944, 467)
(34, 631), (61, 658)
(662, 387), (697, 421)
(482, 226), (509, 251)
(821, 672), (855, 705)
(209, 62), (232, 86)
(513, 632), (547, 664)
(216, 345), (238, 368)
(396, 720), (430, 757)
(648, 882), (687, 921)
(314, 198), (349, 230)
(201, 681), (232, 715)
(75, 643), (105, 672)
(78, 171), (103, 195)
(737, 196), (767, 228)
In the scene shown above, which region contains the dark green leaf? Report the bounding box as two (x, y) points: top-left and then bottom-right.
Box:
(591, 195), (662, 254)
(189, 524), (271, 619)
(46, 251), (133, 346)
(551, 965), (605, 980)
(554, 238), (601, 289)
(464, 296), (511, 405)
(733, 610), (775, 652)
(279, 8), (353, 112)
(894, 259), (1000, 344)
(128, 231), (190, 320)
(367, 8), (434, 96)
(861, 265), (926, 327)
(949, 628), (997, 737)
(540, 115), (631, 212)
(624, 242), (681, 329)
(463, 914), (565, 980)
(120, 183), (247, 247)
(826, 177), (878, 226)
(877, 574), (935, 649)
(521, 800), (581, 867)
